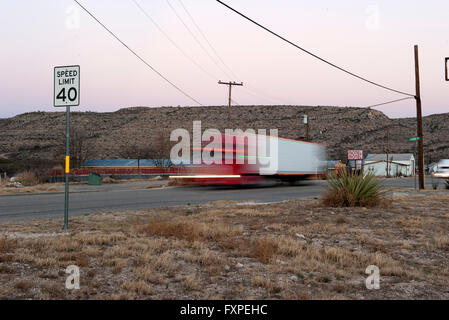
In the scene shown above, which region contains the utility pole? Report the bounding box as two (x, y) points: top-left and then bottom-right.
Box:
(386, 126), (390, 177)
(218, 81), (243, 128)
(414, 45), (425, 190)
(305, 108), (310, 141)
(302, 109), (310, 141)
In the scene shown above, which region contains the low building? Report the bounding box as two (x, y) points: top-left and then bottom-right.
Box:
(364, 154), (415, 177)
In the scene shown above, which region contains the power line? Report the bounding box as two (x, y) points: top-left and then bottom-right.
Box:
(135, 0), (286, 106)
(178, 0), (290, 104)
(243, 85), (290, 104)
(364, 97), (414, 109)
(73, 0), (203, 106)
(215, 0), (415, 97)
(131, 0), (218, 81)
(177, 0), (238, 79)
(231, 98), (241, 106)
(133, 0), (274, 106)
(166, 0), (233, 80)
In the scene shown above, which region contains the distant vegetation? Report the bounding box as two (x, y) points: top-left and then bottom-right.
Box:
(0, 159), (58, 178)
(1, 106), (448, 164)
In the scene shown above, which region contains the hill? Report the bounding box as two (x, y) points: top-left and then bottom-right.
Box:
(0, 105), (448, 165)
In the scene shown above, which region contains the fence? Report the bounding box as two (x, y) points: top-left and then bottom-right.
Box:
(50, 167), (187, 178)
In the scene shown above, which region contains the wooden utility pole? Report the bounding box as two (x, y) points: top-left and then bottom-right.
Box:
(414, 45), (425, 190)
(386, 126), (390, 177)
(305, 108), (310, 141)
(218, 81), (243, 128)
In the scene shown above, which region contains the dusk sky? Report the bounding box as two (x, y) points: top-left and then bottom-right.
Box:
(1, 0), (448, 119)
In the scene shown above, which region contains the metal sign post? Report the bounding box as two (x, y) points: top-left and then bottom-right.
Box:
(64, 109), (70, 230)
(348, 150), (363, 174)
(54, 65), (80, 230)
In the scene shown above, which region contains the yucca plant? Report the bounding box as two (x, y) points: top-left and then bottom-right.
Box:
(322, 170), (385, 207)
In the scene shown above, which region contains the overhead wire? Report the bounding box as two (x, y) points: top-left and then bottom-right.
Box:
(177, 0), (290, 105)
(364, 97), (415, 109)
(131, 0), (218, 81)
(215, 0), (416, 98)
(166, 0), (234, 80)
(72, 0), (203, 106)
(177, 0), (238, 79)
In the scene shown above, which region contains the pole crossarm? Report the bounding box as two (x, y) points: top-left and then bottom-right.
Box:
(218, 81), (244, 128)
(218, 81), (243, 86)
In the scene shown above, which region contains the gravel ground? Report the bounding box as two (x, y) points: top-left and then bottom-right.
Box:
(0, 191), (448, 300)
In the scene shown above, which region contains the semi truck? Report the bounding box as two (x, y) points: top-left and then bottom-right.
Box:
(170, 132), (327, 186)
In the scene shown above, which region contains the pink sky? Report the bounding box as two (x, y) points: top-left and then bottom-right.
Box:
(0, 0), (448, 119)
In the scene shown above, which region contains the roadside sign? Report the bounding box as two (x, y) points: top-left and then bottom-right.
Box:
(348, 150), (363, 160)
(54, 65), (80, 107)
(302, 115), (308, 124)
(409, 137), (421, 142)
(54, 65), (80, 230)
(446, 57), (449, 81)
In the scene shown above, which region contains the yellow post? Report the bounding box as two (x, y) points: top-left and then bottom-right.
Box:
(65, 156), (70, 174)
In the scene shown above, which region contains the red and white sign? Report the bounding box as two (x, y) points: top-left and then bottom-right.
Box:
(348, 150), (363, 160)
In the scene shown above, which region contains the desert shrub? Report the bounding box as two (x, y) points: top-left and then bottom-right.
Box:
(322, 170), (385, 207)
(33, 167), (53, 183)
(16, 170), (40, 186)
(249, 238), (278, 263)
(0, 236), (16, 253)
(14, 280), (34, 292)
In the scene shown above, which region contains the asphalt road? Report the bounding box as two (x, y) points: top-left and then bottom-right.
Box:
(0, 177), (443, 222)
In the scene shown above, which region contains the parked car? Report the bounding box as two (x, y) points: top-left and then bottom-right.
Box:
(432, 159), (449, 189)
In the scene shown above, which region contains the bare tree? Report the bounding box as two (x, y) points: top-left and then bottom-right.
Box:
(148, 132), (173, 168)
(54, 127), (94, 169)
(118, 144), (152, 169)
(116, 132), (173, 169)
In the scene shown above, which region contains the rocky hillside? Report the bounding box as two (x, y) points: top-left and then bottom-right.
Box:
(0, 105), (448, 163)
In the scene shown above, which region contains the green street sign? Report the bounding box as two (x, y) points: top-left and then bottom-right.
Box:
(409, 137), (420, 142)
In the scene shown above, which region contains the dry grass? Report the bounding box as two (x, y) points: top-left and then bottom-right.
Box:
(251, 275), (285, 295)
(121, 280), (154, 296)
(0, 235), (16, 253)
(322, 190), (385, 208)
(16, 171), (40, 186)
(249, 238), (278, 263)
(14, 280), (34, 292)
(429, 235), (449, 251)
(0, 183), (59, 194)
(141, 219), (242, 243)
(0, 192), (448, 299)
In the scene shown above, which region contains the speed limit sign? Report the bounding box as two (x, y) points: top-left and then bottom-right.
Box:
(54, 65), (80, 107)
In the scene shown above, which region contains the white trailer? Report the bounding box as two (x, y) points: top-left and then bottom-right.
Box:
(256, 135), (327, 181)
(170, 132), (327, 185)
